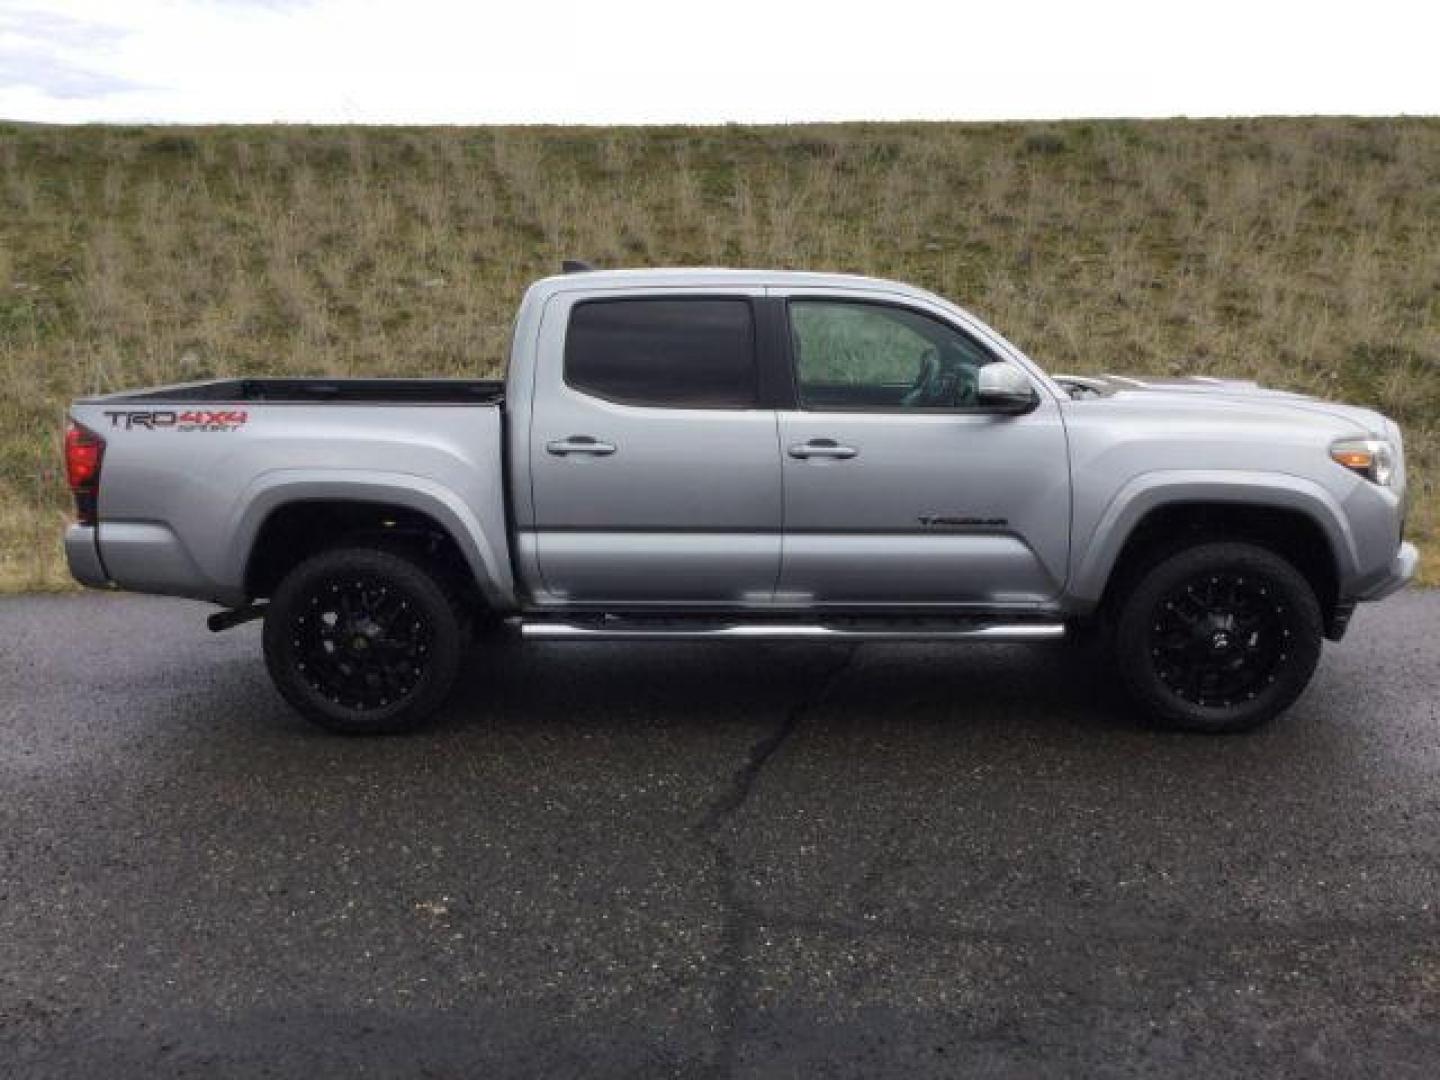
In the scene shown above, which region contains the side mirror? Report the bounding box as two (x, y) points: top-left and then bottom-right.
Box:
(976, 363), (1040, 414)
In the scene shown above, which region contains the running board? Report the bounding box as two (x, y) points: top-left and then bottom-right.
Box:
(520, 617), (1065, 643)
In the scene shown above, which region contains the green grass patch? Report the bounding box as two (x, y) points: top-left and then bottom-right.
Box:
(1, 118), (1435, 589)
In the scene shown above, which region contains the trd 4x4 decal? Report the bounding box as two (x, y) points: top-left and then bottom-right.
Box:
(103, 409), (248, 432)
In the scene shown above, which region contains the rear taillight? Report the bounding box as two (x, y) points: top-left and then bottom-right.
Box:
(65, 421), (105, 525)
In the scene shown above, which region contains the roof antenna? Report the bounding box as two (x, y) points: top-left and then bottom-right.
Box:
(562, 259), (596, 274)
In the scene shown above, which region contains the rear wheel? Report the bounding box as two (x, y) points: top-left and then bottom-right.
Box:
(1114, 541), (1323, 733)
(262, 546), (465, 734)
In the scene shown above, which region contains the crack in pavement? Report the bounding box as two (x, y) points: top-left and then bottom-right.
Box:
(694, 645), (859, 1078)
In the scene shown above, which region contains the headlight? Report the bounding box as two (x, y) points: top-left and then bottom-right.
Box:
(1330, 437), (1395, 486)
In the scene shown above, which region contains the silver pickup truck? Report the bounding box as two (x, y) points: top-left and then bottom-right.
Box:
(64, 267), (1417, 735)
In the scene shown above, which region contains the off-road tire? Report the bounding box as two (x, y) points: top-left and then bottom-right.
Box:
(1113, 541), (1323, 733)
(263, 546), (465, 734)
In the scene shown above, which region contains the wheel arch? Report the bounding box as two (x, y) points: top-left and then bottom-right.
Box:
(1074, 473), (1357, 637)
(229, 472), (515, 609)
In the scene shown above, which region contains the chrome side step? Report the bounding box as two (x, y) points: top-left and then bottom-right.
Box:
(520, 617), (1065, 643)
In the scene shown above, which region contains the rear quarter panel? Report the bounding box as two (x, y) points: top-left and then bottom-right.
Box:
(72, 400), (512, 608)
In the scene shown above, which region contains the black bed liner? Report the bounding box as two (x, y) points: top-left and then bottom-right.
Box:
(97, 377), (505, 405)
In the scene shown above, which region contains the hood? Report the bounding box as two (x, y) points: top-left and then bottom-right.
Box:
(1052, 373), (1389, 437)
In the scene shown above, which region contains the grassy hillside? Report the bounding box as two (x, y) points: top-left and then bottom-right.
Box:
(1, 118), (1435, 590)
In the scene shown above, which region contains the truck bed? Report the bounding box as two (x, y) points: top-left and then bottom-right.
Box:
(68, 383), (512, 609)
(88, 377), (505, 405)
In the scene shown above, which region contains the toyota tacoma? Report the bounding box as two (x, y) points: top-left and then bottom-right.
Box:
(63, 267), (1417, 733)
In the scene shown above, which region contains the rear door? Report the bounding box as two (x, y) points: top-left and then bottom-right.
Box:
(774, 291), (1071, 606)
(527, 290), (783, 606)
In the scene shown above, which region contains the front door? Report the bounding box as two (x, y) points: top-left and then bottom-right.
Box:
(775, 295), (1070, 607)
(528, 291), (782, 606)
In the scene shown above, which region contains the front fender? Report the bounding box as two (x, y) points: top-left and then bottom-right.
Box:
(225, 470), (516, 609)
(1069, 470), (1359, 606)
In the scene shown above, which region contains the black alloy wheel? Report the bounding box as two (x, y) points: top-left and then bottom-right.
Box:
(292, 576), (431, 710)
(263, 546), (465, 733)
(1115, 541), (1323, 733)
(1149, 571), (1291, 708)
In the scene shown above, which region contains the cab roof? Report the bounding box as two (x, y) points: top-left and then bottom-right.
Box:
(527, 266), (948, 304)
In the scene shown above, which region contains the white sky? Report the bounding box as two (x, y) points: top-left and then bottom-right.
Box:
(2, 0), (1438, 125)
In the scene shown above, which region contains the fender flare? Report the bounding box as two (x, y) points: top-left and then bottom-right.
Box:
(1069, 470), (1358, 605)
(225, 470), (516, 609)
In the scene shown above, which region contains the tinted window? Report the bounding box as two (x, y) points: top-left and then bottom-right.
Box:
(790, 300), (999, 410)
(565, 298), (757, 408)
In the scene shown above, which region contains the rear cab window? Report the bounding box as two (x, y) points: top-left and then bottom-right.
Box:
(564, 298), (757, 408)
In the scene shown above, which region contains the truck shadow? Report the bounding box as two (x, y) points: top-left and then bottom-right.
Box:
(437, 639), (1139, 738)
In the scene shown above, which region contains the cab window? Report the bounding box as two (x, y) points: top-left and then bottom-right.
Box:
(565, 298), (757, 408)
(789, 300), (999, 410)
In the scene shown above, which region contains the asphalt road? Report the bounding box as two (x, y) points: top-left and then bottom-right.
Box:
(1, 591), (1438, 1078)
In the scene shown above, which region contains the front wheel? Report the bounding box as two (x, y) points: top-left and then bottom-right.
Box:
(1113, 542), (1323, 733)
(262, 546), (465, 734)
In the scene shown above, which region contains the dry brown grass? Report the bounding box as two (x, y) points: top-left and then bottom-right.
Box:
(1, 119), (1436, 590)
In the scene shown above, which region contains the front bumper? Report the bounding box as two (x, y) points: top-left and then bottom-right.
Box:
(64, 524), (110, 589)
(1358, 541), (1419, 602)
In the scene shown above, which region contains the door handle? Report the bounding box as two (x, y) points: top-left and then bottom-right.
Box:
(546, 435), (617, 456)
(788, 438), (858, 460)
